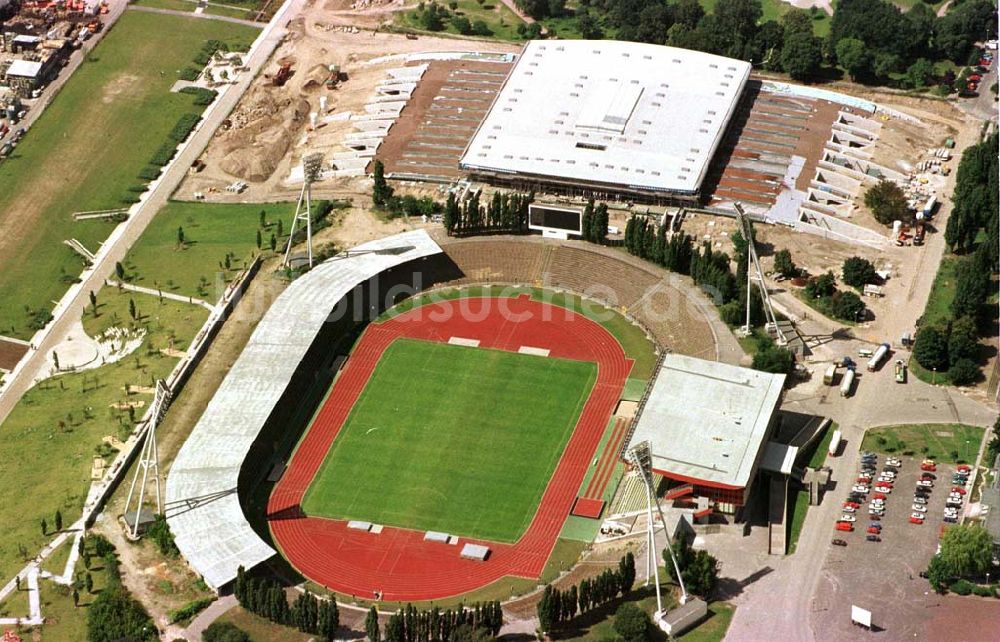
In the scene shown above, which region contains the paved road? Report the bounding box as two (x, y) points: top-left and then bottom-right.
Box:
(0, 0), (304, 427)
(725, 117), (997, 641)
(128, 3), (264, 27)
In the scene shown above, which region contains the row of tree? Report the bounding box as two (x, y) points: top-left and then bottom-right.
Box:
(519, 0), (995, 87)
(86, 535), (157, 642)
(234, 568), (340, 640)
(580, 199), (610, 245)
(443, 190), (533, 236)
(537, 552), (636, 632)
(913, 134), (998, 386)
(371, 601), (503, 642)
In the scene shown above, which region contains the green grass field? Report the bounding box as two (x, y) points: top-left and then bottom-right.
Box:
(124, 200), (293, 299)
(861, 423), (985, 464)
(302, 338), (597, 542)
(397, 0), (524, 41)
(0, 12), (256, 339)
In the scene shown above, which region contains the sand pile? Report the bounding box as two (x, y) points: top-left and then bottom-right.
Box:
(218, 93), (312, 181)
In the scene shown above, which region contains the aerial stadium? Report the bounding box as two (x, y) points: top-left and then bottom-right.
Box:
(163, 39), (817, 601)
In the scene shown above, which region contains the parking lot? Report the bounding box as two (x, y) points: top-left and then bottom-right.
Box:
(812, 453), (985, 638)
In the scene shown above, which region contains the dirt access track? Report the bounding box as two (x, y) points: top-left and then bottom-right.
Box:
(179, 3), (519, 204)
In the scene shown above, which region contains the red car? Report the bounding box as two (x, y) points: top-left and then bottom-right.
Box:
(952, 486), (966, 495)
(867, 526), (881, 534)
(969, 73), (983, 82)
(844, 501), (860, 508)
(873, 492), (888, 500)
(836, 522), (854, 532)
(957, 465), (972, 472)
(909, 516), (924, 524)
(921, 463), (937, 471)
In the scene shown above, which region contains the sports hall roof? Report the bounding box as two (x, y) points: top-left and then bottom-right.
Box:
(165, 230), (442, 590)
(627, 355), (785, 489)
(460, 40), (751, 196)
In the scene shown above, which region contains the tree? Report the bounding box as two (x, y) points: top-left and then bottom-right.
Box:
(85, 572), (94, 593)
(577, 12), (603, 39)
(780, 31), (823, 80)
(805, 271), (836, 299)
(913, 326), (949, 372)
(926, 554), (950, 592)
(581, 200), (594, 243)
(904, 57), (934, 89)
(951, 258), (990, 321)
(451, 15), (472, 34)
(372, 160), (394, 208)
(664, 536), (720, 598)
(87, 585), (157, 642)
(259, 210), (266, 227)
(835, 37), (869, 80)
(256, 229), (262, 249)
(593, 203), (609, 245)
(939, 523), (994, 578)
(619, 552), (636, 593)
(536, 585), (557, 632)
(752, 343), (795, 375)
(115, 261), (125, 281)
(773, 249), (797, 278)
(41, 518), (46, 535)
(830, 290), (865, 321)
(177, 226), (185, 246)
(864, 180), (910, 225)
(385, 612), (404, 642)
(269, 234), (277, 252)
(129, 298), (137, 321)
(470, 20), (492, 36)
(55, 510), (62, 532)
(73, 588), (80, 607)
(89, 290), (98, 316)
(948, 316), (979, 365)
(841, 256), (878, 288)
(203, 621), (252, 642)
(613, 603), (651, 642)
(365, 606), (380, 642)
(949, 359), (979, 386)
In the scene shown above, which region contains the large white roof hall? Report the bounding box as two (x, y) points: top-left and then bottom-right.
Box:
(460, 40), (751, 197)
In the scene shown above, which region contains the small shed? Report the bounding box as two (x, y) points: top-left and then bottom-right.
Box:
(123, 508), (156, 535)
(460, 543), (490, 561)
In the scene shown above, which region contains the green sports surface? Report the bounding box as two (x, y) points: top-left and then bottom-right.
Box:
(301, 338), (597, 542)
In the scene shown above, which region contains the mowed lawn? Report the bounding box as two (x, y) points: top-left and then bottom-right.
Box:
(0, 12), (256, 338)
(124, 200), (294, 299)
(302, 338), (597, 542)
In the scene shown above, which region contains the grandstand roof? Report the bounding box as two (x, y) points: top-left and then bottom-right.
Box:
(460, 40), (751, 196)
(627, 355), (785, 489)
(165, 230), (442, 591)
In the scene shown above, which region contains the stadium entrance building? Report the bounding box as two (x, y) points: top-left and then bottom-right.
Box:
(626, 355), (785, 517)
(459, 40), (751, 205)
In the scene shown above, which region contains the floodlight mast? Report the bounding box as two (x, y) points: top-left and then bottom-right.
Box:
(733, 202), (786, 345)
(123, 379), (170, 537)
(626, 441), (689, 610)
(284, 153), (324, 269)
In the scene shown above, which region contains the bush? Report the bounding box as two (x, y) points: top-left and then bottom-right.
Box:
(178, 66), (200, 81)
(842, 256), (878, 288)
(973, 585), (992, 597)
(613, 603), (651, 642)
(951, 579), (974, 595)
(138, 166), (162, 181)
(830, 290), (866, 321)
(202, 621), (251, 642)
(169, 113), (202, 142)
(87, 585), (157, 642)
(773, 249), (797, 278)
(179, 86), (218, 106)
(949, 358), (979, 386)
(146, 514), (179, 558)
(913, 326), (949, 371)
(149, 143), (178, 167)
(168, 597), (215, 624)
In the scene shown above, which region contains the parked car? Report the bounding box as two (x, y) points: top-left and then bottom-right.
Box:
(844, 501), (861, 508)
(836, 522), (854, 531)
(832, 538), (848, 547)
(911, 512), (926, 520)
(952, 487), (966, 495)
(867, 526), (881, 534)
(866, 535), (881, 542)
(909, 516), (925, 524)
(917, 480), (933, 488)
(921, 473), (936, 480)
(853, 485), (870, 493)
(840, 514), (857, 522)
(873, 492), (888, 500)
(957, 464), (972, 472)
(843, 506), (857, 513)
(912, 504), (927, 512)
(944, 516), (958, 524)
(913, 496), (927, 505)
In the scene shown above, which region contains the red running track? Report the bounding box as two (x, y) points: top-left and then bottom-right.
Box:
(268, 296), (632, 601)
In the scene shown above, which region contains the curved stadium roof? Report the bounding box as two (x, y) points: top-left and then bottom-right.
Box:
(165, 230), (442, 590)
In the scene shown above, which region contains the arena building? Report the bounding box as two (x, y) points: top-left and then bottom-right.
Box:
(626, 354), (785, 516)
(459, 40), (751, 204)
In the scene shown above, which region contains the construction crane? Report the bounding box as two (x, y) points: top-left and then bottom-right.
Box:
(733, 202), (787, 346)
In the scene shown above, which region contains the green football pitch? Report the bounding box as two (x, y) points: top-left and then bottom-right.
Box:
(300, 338), (597, 542)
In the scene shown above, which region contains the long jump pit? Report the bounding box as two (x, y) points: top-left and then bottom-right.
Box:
(267, 295), (632, 601)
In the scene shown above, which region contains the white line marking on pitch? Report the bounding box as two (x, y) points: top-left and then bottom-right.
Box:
(518, 346), (550, 357)
(448, 337), (480, 347)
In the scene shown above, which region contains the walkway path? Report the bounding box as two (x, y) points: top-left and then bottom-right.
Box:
(0, 0), (303, 427)
(182, 595), (238, 641)
(106, 279), (216, 311)
(128, 3), (263, 27)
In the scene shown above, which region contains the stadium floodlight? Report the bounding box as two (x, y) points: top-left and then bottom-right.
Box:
(123, 379), (171, 538)
(626, 440), (689, 611)
(734, 202), (786, 345)
(284, 152), (325, 269)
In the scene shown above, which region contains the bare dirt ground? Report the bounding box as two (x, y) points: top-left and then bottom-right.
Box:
(178, 2), (519, 204)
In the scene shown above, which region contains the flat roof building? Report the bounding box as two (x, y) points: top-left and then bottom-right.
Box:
(627, 354), (785, 513)
(460, 41), (751, 203)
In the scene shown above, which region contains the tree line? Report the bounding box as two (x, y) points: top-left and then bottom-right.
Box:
(444, 190), (533, 236)
(514, 0), (995, 87)
(913, 134), (998, 386)
(536, 552), (636, 632)
(581, 199), (610, 245)
(372, 601), (503, 642)
(86, 534), (157, 642)
(234, 567), (339, 640)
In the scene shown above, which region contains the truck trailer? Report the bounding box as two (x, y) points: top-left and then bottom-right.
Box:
(829, 429), (843, 457)
(840, 368), (856, 397)
(867, 343), (890, 372)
